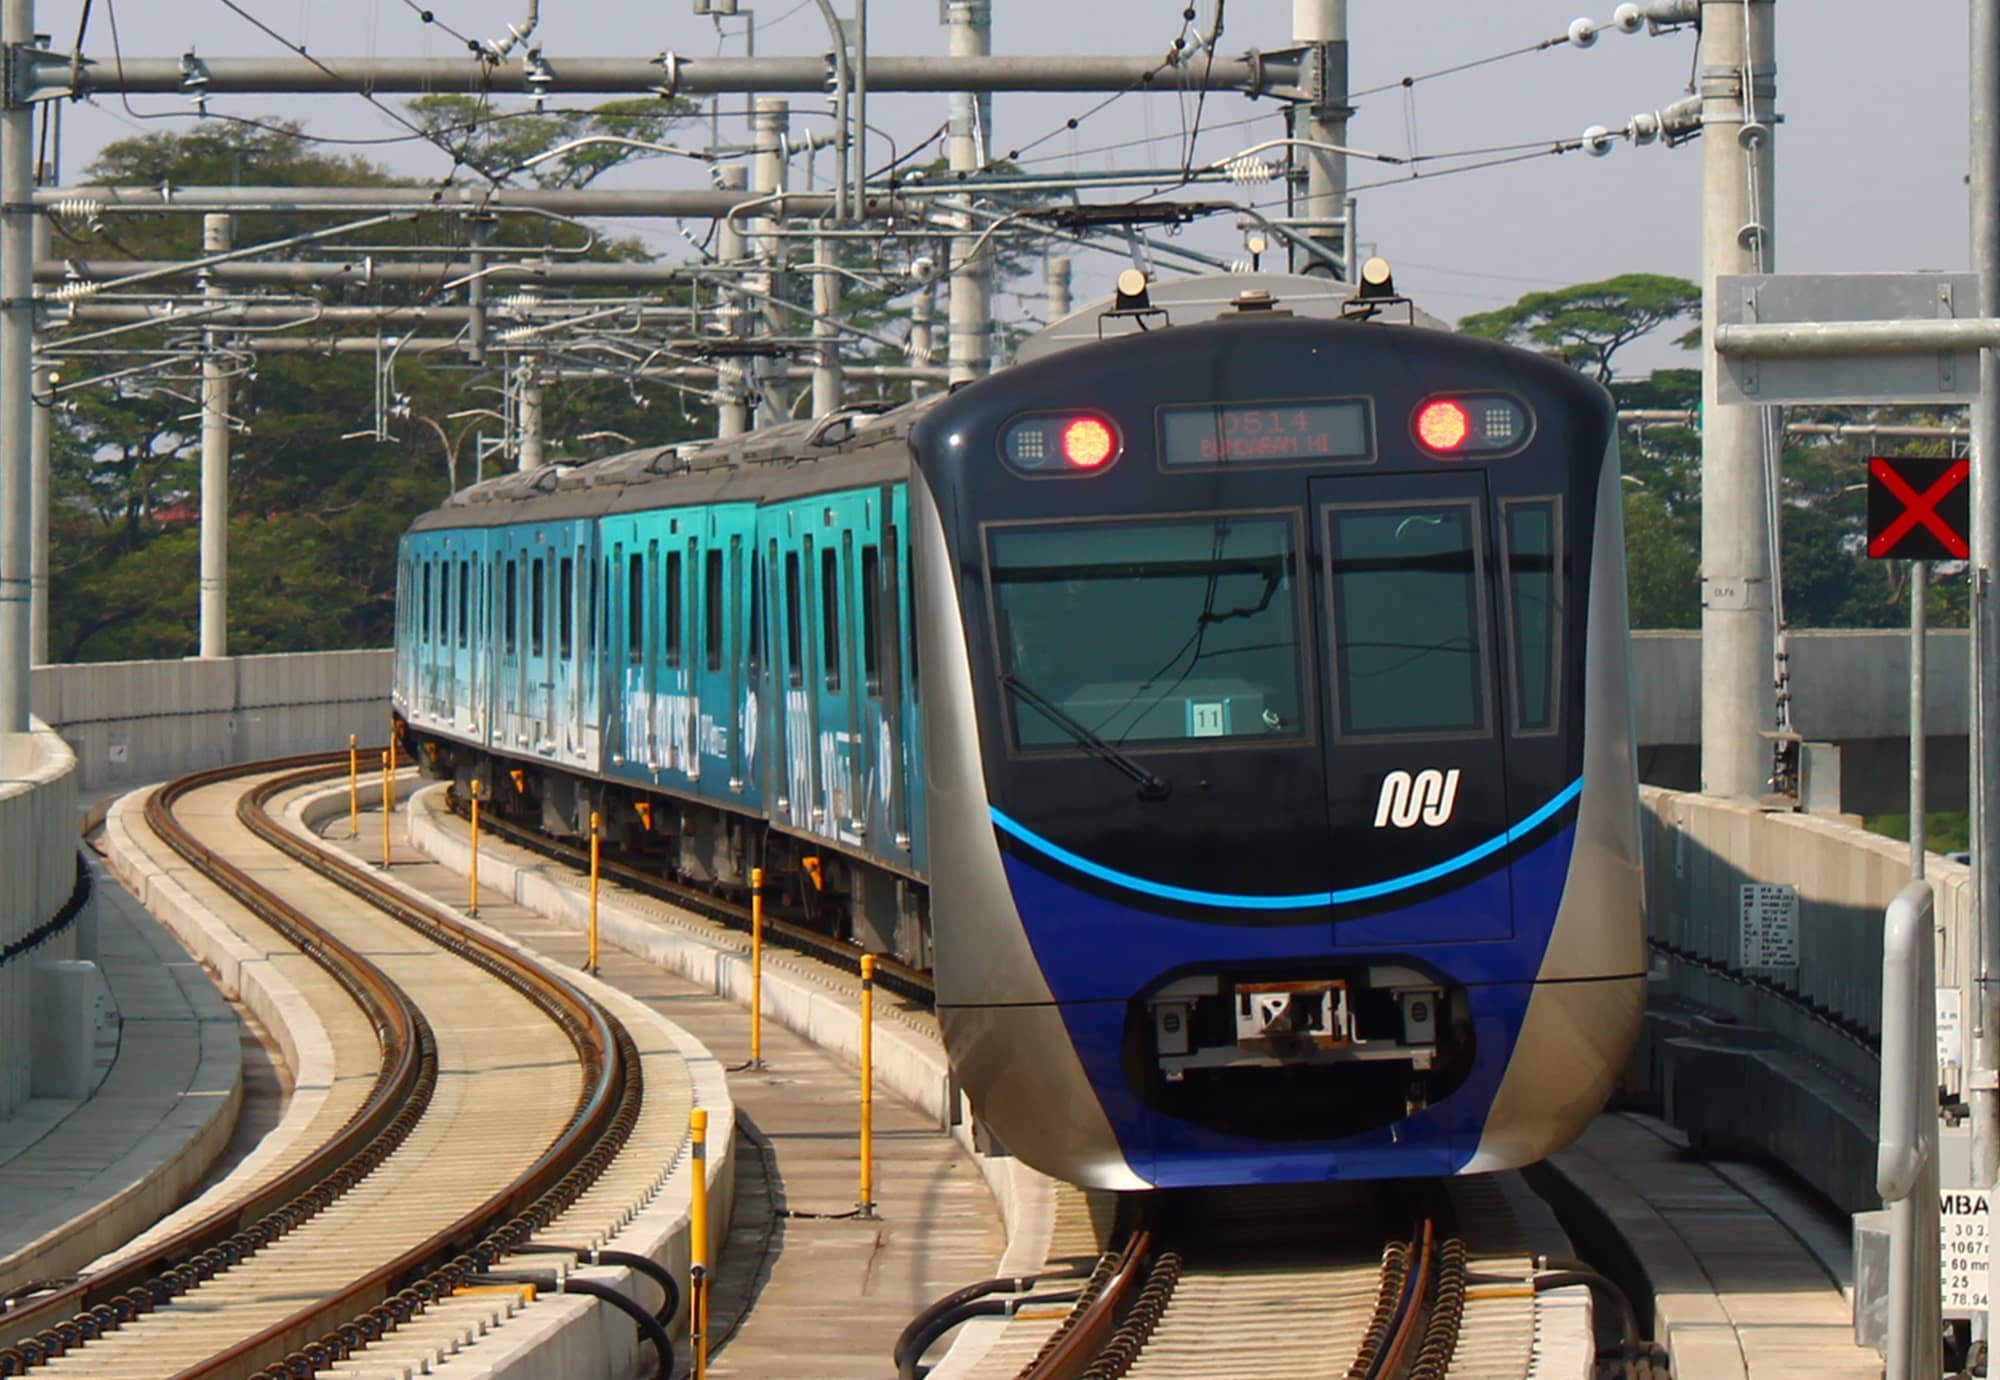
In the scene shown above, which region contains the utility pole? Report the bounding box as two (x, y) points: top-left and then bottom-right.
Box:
(908, 287), (936, 400)
(517, 361), (544, 470)
(946, 0), (992, 385)
(198, 213), (233, 658)
(715, 165), (751, 440)
(812, 236), (843, 417)
(1969, 1), (2000, 1346)
(28, 212), (46, 666)
(1046, 254), (1071, 322)
(1697, 0), (1778, 800)
(0, 0), (33, 736)
(751, 97), (789, 427)
(1290, 0), (1349, 275)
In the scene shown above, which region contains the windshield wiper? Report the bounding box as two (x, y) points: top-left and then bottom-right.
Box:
(1002, 671), (1172, 802)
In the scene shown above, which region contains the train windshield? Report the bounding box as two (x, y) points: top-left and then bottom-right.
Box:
(987, 514), (1304, 750)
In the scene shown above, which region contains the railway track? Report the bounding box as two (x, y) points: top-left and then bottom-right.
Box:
(920, 1175), (1611, 1380)
(1006, 1189), (1466, 1380)
(0, 754), (650, 1379)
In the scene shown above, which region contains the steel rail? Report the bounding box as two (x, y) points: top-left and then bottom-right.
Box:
(186, 758), (646, 1380)
(0, 751), (434, 1373)
(1013, 1227), (1155, 1380)
(0, 753), (647, 1379)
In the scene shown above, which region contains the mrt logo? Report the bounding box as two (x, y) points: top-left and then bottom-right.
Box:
(1373, 769), (1462, 829)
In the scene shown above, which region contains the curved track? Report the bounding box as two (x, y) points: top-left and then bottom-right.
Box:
(0, 755), (645, 1379)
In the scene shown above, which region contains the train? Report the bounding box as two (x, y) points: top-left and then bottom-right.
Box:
(393, 269), (1646, 1191)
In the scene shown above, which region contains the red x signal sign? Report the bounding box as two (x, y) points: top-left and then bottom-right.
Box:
(1868, 455), (1970, 560)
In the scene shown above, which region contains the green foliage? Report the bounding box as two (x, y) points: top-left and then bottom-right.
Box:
(1865, 812), (1971, 853)
(404, 95), (700, 190)
(1459, 273), (1700, 381)
(46, 121), (709, 663)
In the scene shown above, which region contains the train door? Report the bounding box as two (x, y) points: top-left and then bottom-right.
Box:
(453, 553), (474, 731)
(1310, 475), (1514, 943)
(552, 539), (579, 760)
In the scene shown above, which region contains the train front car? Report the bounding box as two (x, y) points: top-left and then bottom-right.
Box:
(909, 295), (1645, 1190)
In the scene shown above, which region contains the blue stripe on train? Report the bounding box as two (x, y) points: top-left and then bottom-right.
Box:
(992, 817), (1578, 1187)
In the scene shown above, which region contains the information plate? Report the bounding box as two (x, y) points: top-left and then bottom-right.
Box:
(1717, 272), (1981, 405)
(1944, 1189), (1991, 1315)
(1940, 986), (1965, 1073)
(1738, 883), (1799, 969)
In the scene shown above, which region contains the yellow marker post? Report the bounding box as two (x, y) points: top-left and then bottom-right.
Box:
(587, 811), (602, 973)
(689, 1107), (710, 1378)
(749, 867), (765, 1069)
(347, 734), (359, 839)
(380, 751), (392, 868)
(859, 954), (876, 1218)
(468, 780), (482, 917)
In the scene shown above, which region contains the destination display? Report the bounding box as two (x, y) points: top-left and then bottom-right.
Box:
(1159, 399), (1372, 467)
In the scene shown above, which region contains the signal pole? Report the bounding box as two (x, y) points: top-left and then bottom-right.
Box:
(1697, 0), (1779, 800)
(198, 213), (233, 657)
(946, 0), (992, 384)
(1291, 0), (1350, 276)
(0, 0), (34, 736)
(1968, 0), (2000, 1344)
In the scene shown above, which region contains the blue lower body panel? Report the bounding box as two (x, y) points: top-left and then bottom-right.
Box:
(994, 825), (1577, 1189)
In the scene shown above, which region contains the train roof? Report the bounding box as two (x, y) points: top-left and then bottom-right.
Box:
(407, 395), (939, 533)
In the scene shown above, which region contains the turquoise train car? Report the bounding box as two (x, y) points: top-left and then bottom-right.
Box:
(393, 414), (931, 961)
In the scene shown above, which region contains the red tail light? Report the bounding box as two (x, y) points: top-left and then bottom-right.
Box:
(1415, 400), (1470, 453)
(1061, 417), (1116, 469)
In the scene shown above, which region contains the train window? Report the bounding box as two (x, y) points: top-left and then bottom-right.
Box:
(861, 544), (882, 696)
(1326, 503), (1486, 736)
(705, 548), (725, 672)
(784, 550), (804, 688)
(531, 557), (546, 659)
(559, 556), (574, 660)
(627, 551), (644, 665)
(421, 563), (433, 643)
(986, 514), (1303, 749)
(1502, 500), (1561, 733)
(664, 548), (684, 669)
(504, 559), (518, 657)
(457, 562), (470, 648)
(822, 543), (843, 693)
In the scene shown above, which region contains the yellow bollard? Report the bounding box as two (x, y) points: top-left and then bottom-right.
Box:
(860, 954), (876, 1218)
(749, 867), (765, 1069)
(380, 752), (392, 868)
(588, 812), (602, 973)
(468, 780), (482, 917)
(689, 1106), (710, 1378)
(348, 734), (359, 839)
(388, 716), (397, 776)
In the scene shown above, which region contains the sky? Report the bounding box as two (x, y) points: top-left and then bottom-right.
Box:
(34, 1), (1977, 377)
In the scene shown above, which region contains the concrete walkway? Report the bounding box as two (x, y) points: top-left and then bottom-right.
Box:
(0, 860), (242, 1299)
(1545, 1112), (1882, 1379)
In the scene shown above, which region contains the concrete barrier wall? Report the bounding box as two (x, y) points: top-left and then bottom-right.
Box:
(1642, 785), (1970, 1053)
(31, 650), (392, 793)
(0, 722), (80, 1117)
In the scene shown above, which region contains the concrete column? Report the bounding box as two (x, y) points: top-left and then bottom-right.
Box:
(908, 287), (936, 400)
(518, 363), (544, 471)
(198, 213), (232, 659)
(1697, 0), (1778, 800)
(31, 958), (98, 1100)
(1291, 0), (1349, 276)
(1, 0), (34, 734)
(1046, 254), (1071, 322)
(715, 165), (751, 440)
(946, 0), (992, 384)
(751, 98), (789, 428)
(811, 233), (843, 417)
(29, 211), (46, 665)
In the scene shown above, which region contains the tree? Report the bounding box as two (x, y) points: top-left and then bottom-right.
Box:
(405, 95), (699, 189)
(45, 121), (711, 662)
(1458, 273), (1700, 382)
